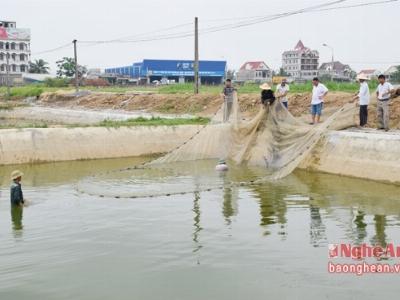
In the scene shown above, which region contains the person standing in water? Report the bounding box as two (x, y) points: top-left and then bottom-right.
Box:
(310, 77), (328, 124)
(10, 170), (25, 207)
(352, 74), (370, 127)
(276, 78), (290, 108)
(221, 79), (236, 122)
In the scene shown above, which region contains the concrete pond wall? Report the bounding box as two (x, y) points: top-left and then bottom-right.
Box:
(0, 126), (201, 164)
(1, 126), (399, 184)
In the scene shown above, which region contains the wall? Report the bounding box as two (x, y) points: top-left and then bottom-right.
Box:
(0, 126), (200, 165)
(299, 130), (400, 184)
(1, 126), (399, 185)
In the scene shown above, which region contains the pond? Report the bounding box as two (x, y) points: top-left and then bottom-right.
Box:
(1, 157), (400, 299)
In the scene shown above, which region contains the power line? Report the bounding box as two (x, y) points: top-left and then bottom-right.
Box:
(31, 42), (71, 55)
(30, 0), (398, 55)
(77, 0), (349, 45)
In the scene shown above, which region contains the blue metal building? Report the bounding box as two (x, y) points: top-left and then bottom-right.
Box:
(105, 59), (226, 84)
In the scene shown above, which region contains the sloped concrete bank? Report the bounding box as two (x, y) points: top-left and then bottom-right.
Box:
(0, 126), (200, 165)
(1, 126), (399, 184)
(298, 129), (400, 184)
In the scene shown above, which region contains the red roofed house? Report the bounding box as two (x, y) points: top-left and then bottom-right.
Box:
(236, 61), (271, 83)
(357, 69), (382, 80)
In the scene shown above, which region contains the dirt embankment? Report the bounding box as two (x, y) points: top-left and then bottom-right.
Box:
(39, 90), (400, 128)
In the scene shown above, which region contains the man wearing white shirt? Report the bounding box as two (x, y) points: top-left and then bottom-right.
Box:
(352, 74), (370, 127)
(276, 79), (290, 109)
(376, 74), (394, 131)
(310, 77), (328, 124)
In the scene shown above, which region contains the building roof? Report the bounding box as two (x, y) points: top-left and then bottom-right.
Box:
(294, 40), (306, 51)
(283, 40), (317, 55)
(385, 65), (400, 74)
(319, 61), (351, 71)
(358, 69), (378, 74)
(239, 61), (269, 71)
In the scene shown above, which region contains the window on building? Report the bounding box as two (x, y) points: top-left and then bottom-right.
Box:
(19, 43), (25, 51)
(11, 53), (16, 61)
(12, 64), (16, 72)
(5, 42), (9, 50)
(0, 42), (3, 49)
(0, 64), (4, 72)
(11, 43), (16, 50)
(0, 53), (3, 61)
(20, 65), (26, 72)
(20, 54), (25, 61)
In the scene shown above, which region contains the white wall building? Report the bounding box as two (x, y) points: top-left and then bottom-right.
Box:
(0, 20), (31, 85)
(236, 61), (271, 83)
(282, 40), (319, 81)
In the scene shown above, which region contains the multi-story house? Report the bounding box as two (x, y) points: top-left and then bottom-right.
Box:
(282, 40), (319, 81)
(0, 20), (31, 85)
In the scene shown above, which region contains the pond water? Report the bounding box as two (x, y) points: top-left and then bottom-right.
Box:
(1, 157), (400, 300)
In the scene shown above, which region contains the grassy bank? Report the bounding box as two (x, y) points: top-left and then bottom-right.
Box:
(0, 80), (379, 99)
(0, 116), (210, 130)
(97, 116), (210, 128)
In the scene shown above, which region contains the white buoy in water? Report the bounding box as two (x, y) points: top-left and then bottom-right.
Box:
(215, 159), (228, 171)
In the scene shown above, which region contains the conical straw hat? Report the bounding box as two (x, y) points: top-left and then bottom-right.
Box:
(11, 170), (24, 180)
(259, 83), (271, 90)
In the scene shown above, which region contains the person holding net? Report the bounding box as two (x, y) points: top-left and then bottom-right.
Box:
(221, 79), (236, 122)
(260, 83), (276, 107)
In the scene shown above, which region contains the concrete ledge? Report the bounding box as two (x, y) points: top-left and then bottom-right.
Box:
(299, 129), (400, 184)
(2, 126), (399, 184)
(0, 126), (200, 165)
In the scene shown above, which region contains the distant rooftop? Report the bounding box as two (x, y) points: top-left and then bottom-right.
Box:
(239, 61), (269, 71)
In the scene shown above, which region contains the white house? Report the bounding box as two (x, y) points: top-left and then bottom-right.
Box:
(236, 61), (271, 83)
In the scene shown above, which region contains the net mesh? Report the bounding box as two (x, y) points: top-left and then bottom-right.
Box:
(76, 93), (357, 198)
(151, 93), (356, 181)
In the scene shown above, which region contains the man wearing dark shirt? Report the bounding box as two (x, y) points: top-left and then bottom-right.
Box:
(10, 170), (24, 207)
(221, 79), (236, 122)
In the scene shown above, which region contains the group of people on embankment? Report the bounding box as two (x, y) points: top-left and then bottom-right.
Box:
(222, 74), (397, 131)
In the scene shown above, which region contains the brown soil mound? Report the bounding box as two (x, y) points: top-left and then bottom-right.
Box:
(39, 90), (400, 128)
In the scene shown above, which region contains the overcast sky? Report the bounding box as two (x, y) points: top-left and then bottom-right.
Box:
(3, 0), (400, 73)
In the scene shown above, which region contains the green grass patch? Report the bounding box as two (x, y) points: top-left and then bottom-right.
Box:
(97, 116), (210, 128)
(0, 122), (48, 129)
(0, 79), (378, 100)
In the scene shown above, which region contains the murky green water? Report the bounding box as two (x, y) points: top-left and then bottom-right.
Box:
(1, 158), (400, 299)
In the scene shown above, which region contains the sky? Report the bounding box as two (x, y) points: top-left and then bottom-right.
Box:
(3, 0), (400, 73)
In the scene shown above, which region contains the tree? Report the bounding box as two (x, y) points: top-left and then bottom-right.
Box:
(278, 68), (288, 76)
(56, 57), (87, 78)
(226, 69), (236, 80)
(29, 59), (50, 74)
(390, 66), (400, 83)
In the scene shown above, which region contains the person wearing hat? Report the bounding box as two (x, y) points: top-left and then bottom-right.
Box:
(259, 83), (275, 107)
(352, 74), (370, 127)
(10, 170), (24, 207)
(276, 78), (290, 109)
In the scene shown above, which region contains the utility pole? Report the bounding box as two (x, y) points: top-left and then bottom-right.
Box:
(73, 39), (79, 93)
(5, 52), (11, 98)
(194, 17), (199, 94)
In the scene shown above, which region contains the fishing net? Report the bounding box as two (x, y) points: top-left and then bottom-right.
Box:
(76, 93), (357, 198)
(150, 93), (356, 180)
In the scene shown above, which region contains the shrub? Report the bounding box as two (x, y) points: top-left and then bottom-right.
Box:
(43, 77), (70, 88)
